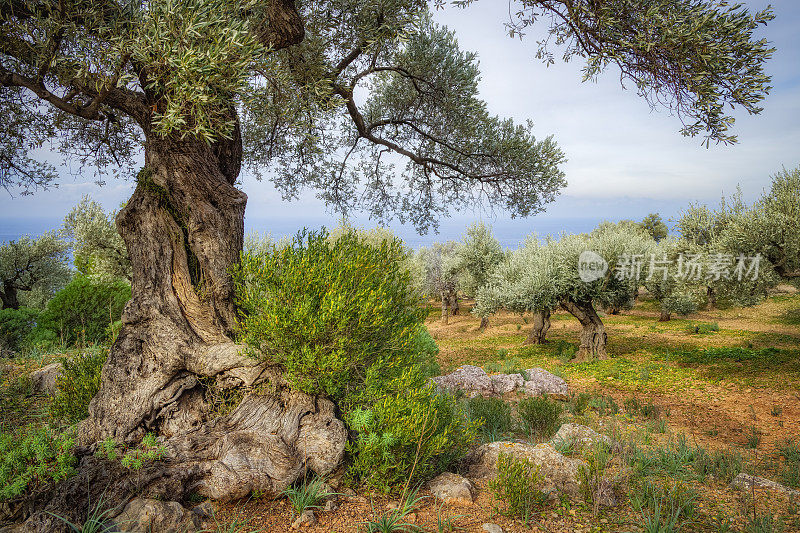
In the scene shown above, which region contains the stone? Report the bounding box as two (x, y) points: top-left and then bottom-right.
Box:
(482, 524), (504, 533)
(430, 365), (493, 396)
(113, 498), (195, 533)
(489, 373), (525, 394)
(522, 368), (568, 400)
(730, 473), (800, 496)
(29, 363), (62, 396)
(550, 423), (612, 451)
(291, 510), (317, 529)
(428, 472), (475, 505)
(323, 499), (339, 512)
(463, 441), (586, 498)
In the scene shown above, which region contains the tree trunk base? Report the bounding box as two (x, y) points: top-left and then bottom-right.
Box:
(522, 309), (550, 345)
(17, 387), (346, 532)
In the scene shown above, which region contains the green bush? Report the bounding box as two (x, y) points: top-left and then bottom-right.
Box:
(0, 425), (77, 501)
(31, 276), (130, 347)
(232, 229), (424, 406)
(467, 396), (513, 442)
(346, 383), (478, 492)
(489, 452), (546, 523)
(50, 348), (108, 422)
(516, 395), (563, 440)
(0, 307), (40, 354)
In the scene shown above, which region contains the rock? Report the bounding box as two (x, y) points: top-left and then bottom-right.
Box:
(522, 368), (568, 400)
(190, 500), (215, 527)
(730, 473), (800, 496)
(482, 524), (504, 533)
(428, 472), (475, 505)
(386, 501), (399, 511)
(113, 498), (195, 533)
(323, 499), (339, 512)
(489, 373), (525, 394)
(463, 441), (586, 498)
(291, 510), (317, 529)
(29, 363), (62, 396)
(550, 423), (612, 451)
(431, 365), (493, 396)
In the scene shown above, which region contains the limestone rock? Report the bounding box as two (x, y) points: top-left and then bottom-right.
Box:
(522, 368), (568, 400)
(464, 441), (586, 498)
(730, 473), (800, 496)
(482, 524), (504, 533)
(113, 498), (195, 533)
(428, 472), (475, 505)
(550, 423), (612, 451)
(291, 510), (317, 529)
(489, 373), (525, 395)
(430, 365), (493, 396)
(29, 363), (62, 396)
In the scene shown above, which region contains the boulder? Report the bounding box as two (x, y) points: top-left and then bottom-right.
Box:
(428, 472), (475, 505)
(482, 524), (504, 533)
(730, 473), (800, 496)
(463, 441), (586, 498)
(489, 373), (525, 395)
(291, 510), (317, 529)
(430, 365), (493, 396)
(522, 368), (568, 400)
(550, 423), (612, 451)
(113, 498), (195, 532)
(29, 363), (62, 396)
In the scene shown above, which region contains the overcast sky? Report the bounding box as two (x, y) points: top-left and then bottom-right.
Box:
(2, 1), (798, 248)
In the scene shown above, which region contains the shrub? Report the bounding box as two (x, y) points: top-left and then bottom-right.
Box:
(0, 425), (77, 501)
(50, 348), (108, 422)
(693, 447), (743, 484)
(346, 383), (478, 492)
(516, 395), (563, 441)
(567, 392), (591, 415)
(0, 307), (40, 354)
(32, 276), (130, 347)
(232, 229), (424, 406)
(283, 476), (334, 516)
(489, 452), (546, 523)
(467, 396), (512, 442)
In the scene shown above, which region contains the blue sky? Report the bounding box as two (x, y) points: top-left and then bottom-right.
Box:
(1, 1), (798, 249)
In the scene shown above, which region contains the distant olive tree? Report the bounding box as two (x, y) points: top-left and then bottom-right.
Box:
(451, 222), (504, 328)
(639, 213), (669, 242)
(418, 242), (461, 323)
(0, 233), (70, 310)
(62, 196), (131, 282)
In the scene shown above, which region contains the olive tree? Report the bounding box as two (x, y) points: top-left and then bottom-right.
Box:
(639, 213), (669, 243)
(643, 237), (701, 321)
(0, 233), (70, 310)
(62, 196), (131, 281)
(451, 222), (504, 328)
(1, 0), (776, 524)
(418, 242), (461, 323)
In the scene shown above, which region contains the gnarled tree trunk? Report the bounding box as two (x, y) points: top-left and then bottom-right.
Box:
(659, 309), (671, 322)
(561, 299), (608, 361)
(441, 291), (449, 324)
(478, 316), (489, 330)
(523, 309), (550, 345)
(0, 286), (19, 310)
(19, 129), (346, 531)
(706, 286), (717, 310)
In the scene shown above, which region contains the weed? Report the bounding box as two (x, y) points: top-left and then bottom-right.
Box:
(282, 476), (333, 516)
(589, 395), (619, 416)
(646, 418), (667, 434)
(516, 395), (563, 441)
(48, 495), (118, 533)
(362, 486), (425, 533)
(489, 453), (546, 523)
(432, 508), (463, 533)
(624, 397), (641, 415)
(687, 322), (720, 335)
(746, 426), (761, 449)
(771, 405), (783, 417)
(779, 440), (800, 488)
(631, 479), (697, 533)
(0, 425), (77, 500)
(693, 448), (743, 484)
(50, 348), (107, 422)
(745, 514), (785, 533)
(466, 396), (512, 443)
(578, 441), (614, 515)
(567, 392), (591, 415)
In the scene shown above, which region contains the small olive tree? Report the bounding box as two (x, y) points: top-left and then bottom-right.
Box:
(452, 222), (504, 328)
(639, 213), (669, 242)
(418, 242), (461, 323)
(0, 233), (71, 310)
(62, 196), (131, 282)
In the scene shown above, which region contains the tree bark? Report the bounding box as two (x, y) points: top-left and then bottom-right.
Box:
(560, 299), (608, 361)
(659, 309), (671, 322)
(479, 316), (489, 330)
(706, 286), (717, 310)
(17, 128), (347, 531)
(441, 292), (449, 324)
(0, 286), (19, 310)
(449, 293), (459, 315)
(523, 309), (550, 345)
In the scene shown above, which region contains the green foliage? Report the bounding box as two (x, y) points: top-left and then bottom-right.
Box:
(466, 396), (512, 443)
(282, 476), (333, 516)
(50, 494), (119, 533)
(347, 385), (478, 492)
(0, 232), (71, 311)
(577, 441), (614, 510)
(95, 433), (166, 472)
(692, 447), (743, 484)
(674, 347), (779, 365)
(50, 348), (108, 422)
(489, 453), (546, 523)
(567, 392), (591, 415)
(362, 487), (425, 533)
(516, 395), (563, 441)
(640, 214), (669, 242)
(630, 479), (698, 533)
(778, 440), (800, 489)
(686, 322), (719, 335)
(0, 425), (77, 501)
(589, 395), (619, 417)
(233, 229), (423, 406)
(62, 196), (131, 282)
(745, 515), (786, 533)
(32, 276), (130, 348)
(0, 307), (39, 353)
(451, 222), (504, 299)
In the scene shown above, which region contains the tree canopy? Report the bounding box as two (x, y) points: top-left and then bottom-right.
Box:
(0, 232), (70, 310)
